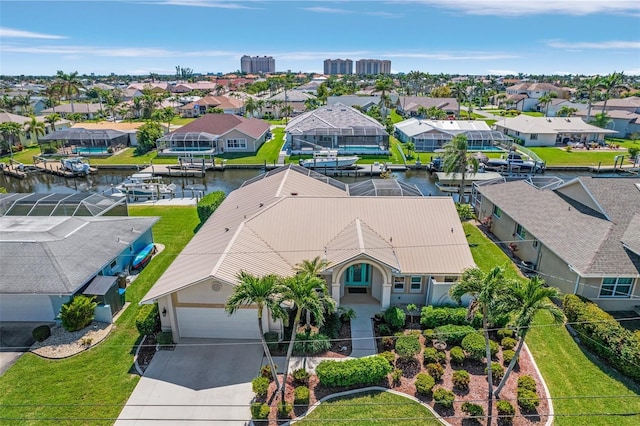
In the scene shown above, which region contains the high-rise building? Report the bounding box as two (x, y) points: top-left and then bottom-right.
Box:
(240, 55), (275, 74)
(323, 59), (353, 75)
(355, 59), (391, 75)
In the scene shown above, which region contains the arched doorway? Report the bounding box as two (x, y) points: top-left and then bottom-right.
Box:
(336, 261), (386, 306)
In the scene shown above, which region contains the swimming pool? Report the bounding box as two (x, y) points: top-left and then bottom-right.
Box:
(339, 145), (388, 154)
(72, 147), (111, 155)
(468, 146), (505, 152)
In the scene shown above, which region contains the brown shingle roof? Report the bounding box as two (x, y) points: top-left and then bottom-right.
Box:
(167, 114), (269, 139)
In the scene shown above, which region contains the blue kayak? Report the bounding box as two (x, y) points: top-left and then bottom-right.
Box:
(132, 243), (155, 269)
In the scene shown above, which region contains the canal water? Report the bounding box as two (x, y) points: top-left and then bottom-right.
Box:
(0, 167), (599, 198)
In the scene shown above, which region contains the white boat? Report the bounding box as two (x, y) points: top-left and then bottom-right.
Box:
(111, 173), (176, 199)
(434, 171), (503, 194)
(299, 150), (359, 169)
(61, 157), (91, 175)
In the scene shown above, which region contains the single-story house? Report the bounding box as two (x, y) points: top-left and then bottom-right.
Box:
(262, 91), (316, 118)
(395, 97), (458, 118)
(473, 176), (640, 311)
(395, 118), (512, 152)
(41, 103), (104, 120)
(156, 113), (270, 155)
(0, 215), (158, 322)
(575, 109), (640, 138)
(285, 103), (389, 154)
(0, 112), (71, 147)
(179, 95), (244, 118)
(39, 127), (129, 154)
(71, 122), (145, 146)
(544, 99), (587, 117)
(327, 95), (380, 112)
(141, 165), (475, 341)
(593, 96), (640, 114)
(493, 116), (616, 146)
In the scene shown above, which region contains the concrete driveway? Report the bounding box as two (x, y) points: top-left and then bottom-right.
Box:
(0, 322), (50, 377)
(116, 338), (264, 425)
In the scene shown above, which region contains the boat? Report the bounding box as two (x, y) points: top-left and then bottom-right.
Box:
(61, 157), (91, 175)
(484, 153), (545, 174)
(111, 173), (177, 199)
(132, 243), (156, 270)
(299, 150), (359, 169)
(434, 171), (503, 193)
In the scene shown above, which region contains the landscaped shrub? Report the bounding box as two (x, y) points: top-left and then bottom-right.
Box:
(423, 329), (436, 340)
(489, 340), (499, 357)
(196, 191), (225, 223)
(250, 402), (270, 420)
(497, 328), (514, 339)
(452, 369), (470, 390)
(517, 375), (537, 392)
(59, 295), (97, 332)
(135, 303), (160, 336)
(420, 306), (469, 328)
(497, 400), (516, 423)
(316, 356), (392, 387)
(382, 336), (395, 350)
(293, 368), (309, 385)
(32, 325), (51, 342)
(320, 312), (342, 339)
(462, 402), (484, 418)
(391, 368), (402, 385)
(426, 362), (444, 381)
(503, 349), (516, 365)
(156, 331), (173, 346)
(395, 335), (420, 359)
(501, 337), (517, 350)
(461, 332), (486, 361)
(294, 386), (310, 405)
(264, 331), (279, 352)
(260, 364), (276, 379)
(423, 347), (446, 365)
(278, 401), (293, 418)
(563, 294), (640, 381)
(450, 346), (466, 365)
(378, 323), (393, 337)
(434, 324), (476, 345)
(517, 389), (540, 411)
(252, 376), (269, 397)
(380, 350), (396, 366)
(384, 306), (406, 330)
(433, 388), (455, 409)
(293, 331), (331, 355)
(486, 363), (505, 384)
(415, 373), (436, 396)
(338, 306), (356, 322)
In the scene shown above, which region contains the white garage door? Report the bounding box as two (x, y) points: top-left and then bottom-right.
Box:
(176, 307), (261, 339)
(0, 295), (55, 322)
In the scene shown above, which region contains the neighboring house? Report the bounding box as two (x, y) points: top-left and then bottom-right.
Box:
(127, 82), (171, 93)
(473, 177), (640, 311)
(179, 95), (244, 117)
(0, 111), (71, 146)
(141, 165), (475, 340)
(263, 91), (316, 118)
(0, 212), (158, 322)
(494, 115), (616, 146)
(575, 109), (640, 138)
(121, 88), (143, 101)
(505, 82), (569, 112)
(327, 95), (380, 112)
(156, 113), (270, 155)
(395, 97), (458, 118)
(71, 122), (145, 146)
(593, 96), (640, 114)
(545, 99), (587, 117)
(395, 118), (512, 152)
(41, 103), (104, 119)
(285, 103), (389, 154)
(172, 81), (219, 93)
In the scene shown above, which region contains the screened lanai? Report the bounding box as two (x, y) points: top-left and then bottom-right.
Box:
(0, 193), (127, 217)
(156, 131), (218, 154)
(413, 131), (512, 152)
(288, 127), (390, 154)
(39, 128), (128, 154)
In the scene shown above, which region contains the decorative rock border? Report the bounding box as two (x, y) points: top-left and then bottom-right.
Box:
(283, 386), (452, 426)
(30, 322), (113, 359)
(133, 334), (148, 376)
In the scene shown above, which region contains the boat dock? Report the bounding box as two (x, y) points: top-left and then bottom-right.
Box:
(31, 157), (97, 177)
(308, 163), (394, 177)
(0, 161), (33, 179)
(138, 157), (226, 176)
(589, 163), (639, 174)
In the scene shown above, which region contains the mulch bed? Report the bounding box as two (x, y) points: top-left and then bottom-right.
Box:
(269, 320), (352, 358)
(136, 334), (157, 373)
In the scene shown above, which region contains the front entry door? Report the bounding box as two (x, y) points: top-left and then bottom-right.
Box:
(345, 263), (371, 287)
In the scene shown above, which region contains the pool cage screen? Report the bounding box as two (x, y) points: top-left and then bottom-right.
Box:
(289, 127), (389, 151)
(412, 131), (512, 152)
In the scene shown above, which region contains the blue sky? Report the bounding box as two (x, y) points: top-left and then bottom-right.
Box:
(1, 0), (639, 76)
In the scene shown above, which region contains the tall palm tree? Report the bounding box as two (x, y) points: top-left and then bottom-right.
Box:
(23, 116), (46, 144)
(494, 277), (562, 398)
(373, 76), (395, 115)
(579, 75), (600, 122)
(55, 71), (84, 113)
(244, 96), (257, 118)
(598, 71), (625, 115)
(279, 272), (335, 402)
(294, 256), (330, 277)
(43, 84), (61, 112)
(225, 272), (286, 393)
(44, 113), (62, 134)
(132, 97), (143, 119)
(0, 122), (25, 157)
(538, 93), (555, 116)
(557, 106), (578, 117)
(450, 266), (512, 426)
(442, 134), (479, 203)
(590, 112), (612, 129)
(450, 82), (467, 118)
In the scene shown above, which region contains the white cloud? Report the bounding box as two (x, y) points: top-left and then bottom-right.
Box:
(302, 6), (353, 14)
(2, 44), (241, 58)
(382, 52), (519, 60)
(0, 27), (67, 39)
(277, 51), (372, 61)
(546, 40), (640, 49)
(624, 68), (640, 75)
(404, 0), (640, 16)
(488, 69), (519, 75)
(158, 0), (258, 8)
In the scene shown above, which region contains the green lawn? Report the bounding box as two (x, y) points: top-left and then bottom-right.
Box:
(463, 222), (640, 425)
(298, 391), (439, 425)
(528, 146), (628, 167)
(522, 111), (544, 117)
(220, 127), (284, 165)
(0, 206), (199, 425)
(390, 109), (403, 124)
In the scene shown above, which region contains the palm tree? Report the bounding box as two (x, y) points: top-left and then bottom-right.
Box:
(55, 71), (84, 113)
(557, 106), (578, 117)
(225, 272), (286, 393)
(590, 112), (612, 129)
(23, 116), (46, 144)
(579, 75), (600, 122)
(44, 113), (62, 134)
(442, 134), (479, 203)
(43, 84), (61, 112)
(494, 276), (562, 398)
(538, 93), (556, 116)
(294, 256), (330, 277)
(450, 266), (513, 426)
(373, 76), (395, 115)
(132, 97), (143, 119)
(279, 272), (335, 402)
(0, 122), (24, 157)
(450, 82), (467, 118)
(152, 107), (177, 133)
(244, 96), (257, 118)
(598, 71), (625, 115)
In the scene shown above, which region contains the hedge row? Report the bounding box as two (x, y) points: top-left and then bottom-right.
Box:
(316, 356), (392, 387)
(563, 294), (640, 381)
(196, 191), (226, 223)
(135, 303), (160, 336)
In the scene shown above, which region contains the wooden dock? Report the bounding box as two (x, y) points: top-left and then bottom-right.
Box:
(138, 158), (226, 176)
(1, 162), (28, 179)
(32, 158), (97, 177)
(589, 163), (639, 174)
(309, 163), (392, 177)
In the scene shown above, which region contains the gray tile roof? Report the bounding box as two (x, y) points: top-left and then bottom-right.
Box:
(478, 177), (640, 276)
(1, 216), (158, 295)
(285, 103), (385, 134)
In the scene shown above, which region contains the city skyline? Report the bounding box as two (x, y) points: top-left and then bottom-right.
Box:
(1, 1), (639, 77)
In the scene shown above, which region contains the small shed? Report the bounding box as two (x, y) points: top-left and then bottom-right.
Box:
(83, 275), (123, 316)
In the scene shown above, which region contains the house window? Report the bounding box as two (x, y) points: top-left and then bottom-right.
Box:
(515, 224), (526, 240)
(599, 277), (633, 298)
(110, 260), (117, 269)
(530, 134), (538, 140)
(226, 139), (247, 149)
(319, 135), (332, 143)
(493, 205), (502, 219)
(515, 131), (520, 136)
(393, 276), (405, 292)
(410, 276), (422, 293)
(533, 239), (538, 248)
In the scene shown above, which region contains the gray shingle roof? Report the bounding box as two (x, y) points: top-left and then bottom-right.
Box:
(1, 216), (158, 295)
(285, 103), (385, 134)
